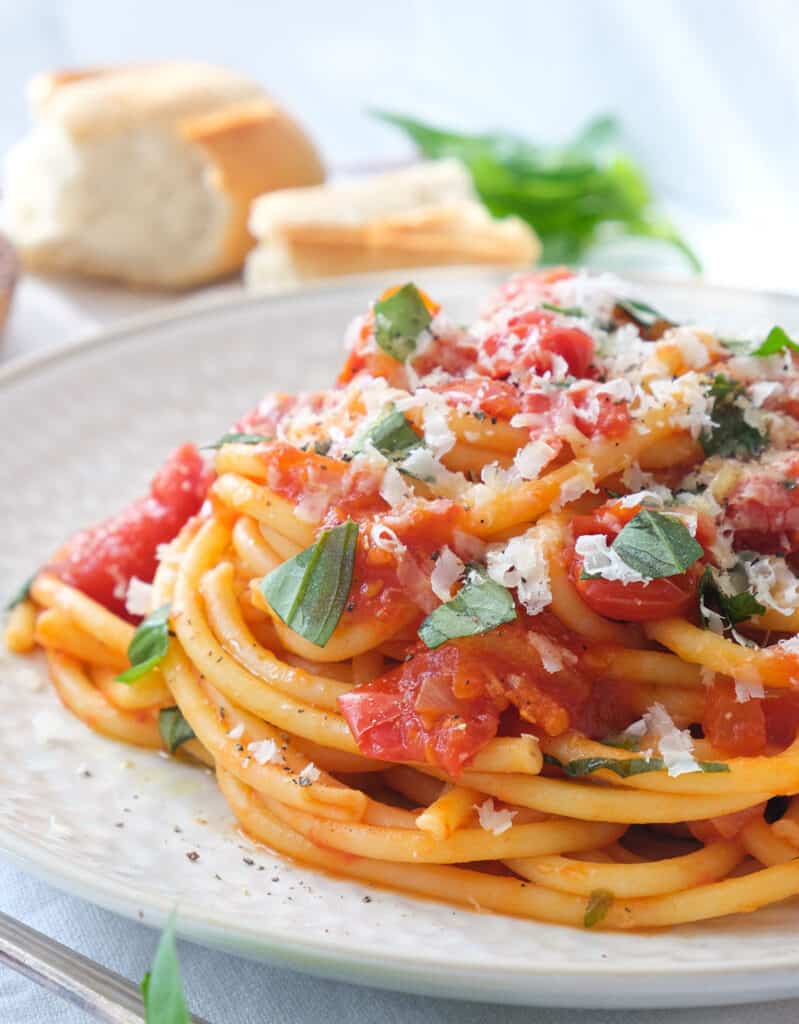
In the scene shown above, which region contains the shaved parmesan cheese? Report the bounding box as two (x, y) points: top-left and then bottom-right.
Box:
(298, 762), (321, 785)
(294, 490), (328, 523)
(370, 523), (406, 556)
(574, 533), (648, 584)
(527, 631), (576, 673)
(514, 440), (557, 481)
(430, 546), (465, 602)
(227, 722), (244, 740)
(734, 679), (765, 703)
(474, 798), (516, 836)
(125, 577), (153, 617)
(556, 462), (597, 508)
(779, 636), (799, 655)
(617, 489), (666, 509)
(486, 529), (551, 615)
(247, 739), (279, 765)
(643, 703), (700, 777)
(749, 381), (781, 408)
(380, 464), (413, 507)
(665, 327), (710, 369)
(745, 556), (799, 616)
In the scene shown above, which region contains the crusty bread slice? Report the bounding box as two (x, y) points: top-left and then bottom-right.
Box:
(244, 160), (539, 291)
(4, 63), (324, 288)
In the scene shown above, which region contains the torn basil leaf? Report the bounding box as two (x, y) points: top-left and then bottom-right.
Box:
(544, 753), (729, 777)
(584, 888), (614, 928)
(141, 911), (190, 1024)
(418, 566), (516, 649)
(611, 509), (703, 580)
(201, 432), (271, 450)
(613, 298), (675, 339)
(373, 283), (432, 361)
(364, 406), (423, 462)
(699, 565), (765, 629)
(751, 326), (799, 357)
(158, 707), (195, 754)
(117, 604), (171, 684)
(259, 520), (358, 647)
(5, 573), (35, 611)
(541, 302), (584, 317)
(700, 375), (767, 458)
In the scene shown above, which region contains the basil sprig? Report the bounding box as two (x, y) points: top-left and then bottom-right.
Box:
(541, 302), (584, 317)
(201, 432), (271, 450)
(117, 604), (171, 684)
(419, 566), (516, 649)
(141, 912), (190, 1023)
(5, 573), (35, 611)
(158, 707), (195, 754)
(259, 520), (358, 647)
(700, 375), (767, 458)
(364, 406), (423, 462)
(722, 325), (799, 358)
(544, 753), (729, 778)
(373, 283), (432, 361)
(699, 565), (765, 629)
(611, 509), (703, 580)
(584, 888), (614, 929)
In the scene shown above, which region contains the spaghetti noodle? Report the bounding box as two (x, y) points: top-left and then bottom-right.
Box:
(9, 268), (799, 930)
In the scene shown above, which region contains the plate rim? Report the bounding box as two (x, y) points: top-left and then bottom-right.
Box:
(5, 267), (799, 1007)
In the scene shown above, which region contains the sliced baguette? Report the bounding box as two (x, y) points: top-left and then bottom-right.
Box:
(244, 160), (540, 291)
(4, 62), (324, 288)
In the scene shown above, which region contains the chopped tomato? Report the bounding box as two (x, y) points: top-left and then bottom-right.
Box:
(726, 453), (799, 554)
(485, 267), (575, 312)
(338, 643), (503, 776)
(432, 377), (523, 421)
(477, 309), (595, 381)
(763, 691), (799, 749)
(572, 564), (701, 622)
(339, 616), (597, 774)
(702, 677), (767, 757)
(49, 444), (212, 621)
(572, 389), (632, 440)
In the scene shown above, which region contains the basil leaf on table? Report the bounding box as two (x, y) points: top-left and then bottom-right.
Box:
(141, 912), (190, 1024)
(201, 432), (271, 450)
(5, 573), (35, 611)
(117, 604), (171, 684)
(419, 566), (516, 649)
(259, 520), (359, 647)
(700, 375), (768, 458)
(611, 510), (703, 580)
(158, 707), (196, 754)
(374, 111), (701, 271)
(373, 283), (432, 361)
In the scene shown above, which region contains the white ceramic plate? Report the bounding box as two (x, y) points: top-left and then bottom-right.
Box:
(3, 269), (799, 1011)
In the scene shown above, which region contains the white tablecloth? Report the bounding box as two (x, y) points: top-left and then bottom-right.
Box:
(3, 269), (799, 1024)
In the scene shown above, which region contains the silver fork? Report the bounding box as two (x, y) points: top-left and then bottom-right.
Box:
(0, 909), (210, 1022)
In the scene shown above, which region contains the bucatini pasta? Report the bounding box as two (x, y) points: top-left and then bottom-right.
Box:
(8, 268), (799, 930)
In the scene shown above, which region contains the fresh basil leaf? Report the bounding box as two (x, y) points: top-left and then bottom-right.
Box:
(584, 888), (614, 928)
(611, 509), (703, 580)
(615, 298), (670, 328)
(260, 520), (358, 647)
(159, 707), (195, 754)
(5, 573), (35, 611)
(544, 753), (729, 778)
(141, 912), (190, 1024)
(201, 432), (271, 450)
(751, 326), (799, 357)
(600, 732), (641, 752)
(699, 565), (766, 629)
(700, 375), (768, 458)
(364, 406), (423, 462)
(117, 604), (171, 684)
(373, 283), (432, 361)
(541, 302), (584, 317)
(418, 566), (516, 649)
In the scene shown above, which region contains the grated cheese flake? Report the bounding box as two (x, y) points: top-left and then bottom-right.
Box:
(430, 546), (465, 602)
(574, 533), (648, 584)
(125, 577), (153, 617)
(474, 798), (516, 836)
(486, 530), (552, 616)
(247, 739), (279, 765)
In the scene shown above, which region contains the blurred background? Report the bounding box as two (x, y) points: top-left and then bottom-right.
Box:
(1, 0), (796, 291)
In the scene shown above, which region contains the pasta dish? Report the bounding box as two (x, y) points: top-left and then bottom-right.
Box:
(8, 268), (799, 930)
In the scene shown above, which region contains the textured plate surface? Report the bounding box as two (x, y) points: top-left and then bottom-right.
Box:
(3, 269), (799, 1010)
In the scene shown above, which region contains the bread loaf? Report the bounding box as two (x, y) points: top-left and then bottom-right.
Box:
(4, 62), (324, 288)
(244, 159), (539, 291)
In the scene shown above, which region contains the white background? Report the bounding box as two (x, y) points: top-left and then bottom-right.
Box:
(1, 0), (798, 289)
